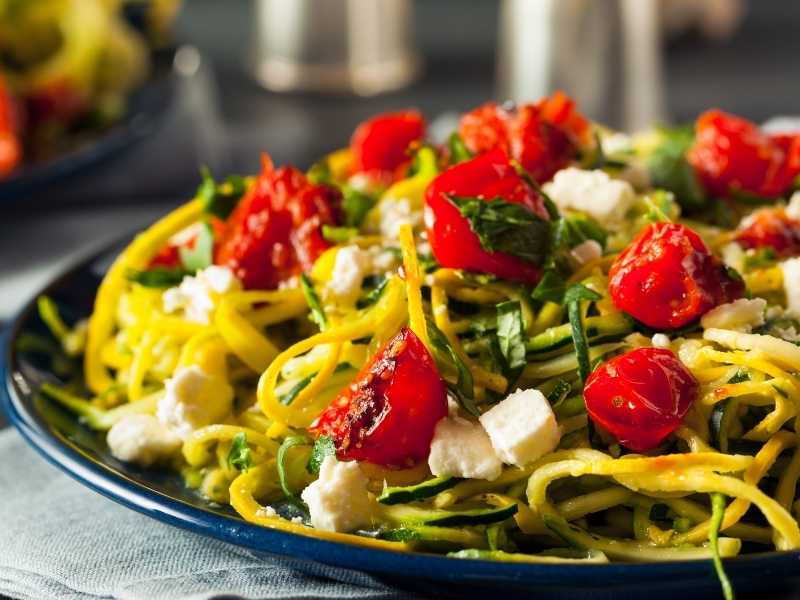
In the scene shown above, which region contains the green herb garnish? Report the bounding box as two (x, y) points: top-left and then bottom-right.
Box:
(227, 432), (254, 472)
(300, 274), (328, 330)
(127, 267), (189, 288)
(710, 493), (735, 600)
(179, 221), (214, 272)
(564, 283), (602, 383)
(426, 317), (479, 416)
(307, 435), (336, 475)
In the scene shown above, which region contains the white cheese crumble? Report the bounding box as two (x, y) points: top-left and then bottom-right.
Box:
(543, 168), (636, 227)
(700, 298), (767, 332)
(324, 245), (372, 305)
(787, 191), (800, 222)
(156, 365), (234, 439)
(256, 506), (278, 518)
(428, 417), (502, 481)
(781, 258), (800, 317)
(162, 265), (241, 324)
(651, 333), (671, 349)
(379, 197), (422, 239)
(721, 242), (746, 273)
(106, 414), (181, 467)
(570, 239), (603, 265)
(479, 388), (561, 468)
(291, 516), (304, 524)
(300, 456), (372, 532)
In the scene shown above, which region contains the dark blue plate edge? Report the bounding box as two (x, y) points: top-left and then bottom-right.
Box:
(1, 242), (800, 592)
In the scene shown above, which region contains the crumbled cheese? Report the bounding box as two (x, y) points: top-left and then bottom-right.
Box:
(774, 325), (800, 343)
(701, 298), (767, 332)
(721, 242), (746, 273)
(479, 388), (561, 467)
(781, 258), (800, 316)
(325, 245), (372, 304)
(300, 456), (372, 532)
(787, 191), (800, 222)
(651, 333), (671, 349)
(162, 265), (241, 324)
(379, 197), (422, 239)
(543, 168), (636, 227)
(291, 516), (304, 524)
(106, 414), (181, 467)
(428, 417), (502, 481)
(601, 132), (633, 155)
(570, 239), (603, 265)
(156, 365), (234, 439)
(367, 245), (399, 273)
(256, 506), (278, 518)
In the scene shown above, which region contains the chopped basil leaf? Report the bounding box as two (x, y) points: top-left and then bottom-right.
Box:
(552, 213), (607, 250)
(307, 435), (336, 475)
(179, 221), (214, 272)
(709, 493), (735, 600)
(448, 132), (473, 164)
(307, 159), (332, 185)
(564, 283), (602, 383)
(197, 166), (247, 219)
(300, 274), (328, 330)
(532, 270), (568, 304)
(322, 225), (358, 244)
(447, 195), (551, 266)
(277, 435), (311, 505)
(127, 267), (189, 288)
(280, 374), (314, 405)
(342, 187), (375, 227)
(227, 432), (253, 471)
(647, 125), (707, 212)
(642, 190), (677, 223)
(496, 301), (526, 375)
(582, 132), (629, 170)
(357, 276), (389, 308)
(426, 317), (479, 416)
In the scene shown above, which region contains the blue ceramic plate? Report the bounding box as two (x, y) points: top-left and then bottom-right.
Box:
(3, 239), (800, 599)
(0, 48), (177, 202)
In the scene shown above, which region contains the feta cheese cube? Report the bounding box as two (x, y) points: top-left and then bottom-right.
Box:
(379, 197), (422, 239)
(782, 258), (800, 316)
(479, 388), (560, 467)
(325, 245), (372, 305)
(106, 414), (181, 467)
(157, 365), (234, 439)
(162, 265), (241, 324)
(300, 456), (373, 532)
(701, 298), (767, 332)
(428, 417), (502, 481)
(651, 333), (671, 349)
(544, 168), (636, 227)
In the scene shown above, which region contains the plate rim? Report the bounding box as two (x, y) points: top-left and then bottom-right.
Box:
(3, 236), (800, 589)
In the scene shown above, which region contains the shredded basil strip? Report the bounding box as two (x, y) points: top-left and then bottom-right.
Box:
(342, 187), (375, 227)
(306, 435), (336, 475)
(709, 493), (735, 600)
(322, 225), (359, 244)
(197, 166), (248, 219)
(448, 132), (473, 164)
(179, 221), (214, 272)
(300, 274), (328, 330)
(532, 270), (568, 304)
(127, 267), (189, 288)
(496, 301), (526, 374)
(277, 435), (311, 500)
(547, 379), (572, 405)
(279, 375), (314, 406)
(227, 432), (254, 472)
(447, 195), (551, 266)
(564, 284), (602, 383)
(647, 125), (707, 212)
(426, 317), (479, 417)
(358, 276), (389, 308)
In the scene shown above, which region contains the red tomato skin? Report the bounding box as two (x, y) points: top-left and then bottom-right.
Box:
(458, 91), (589, 182)
(735, 208), (800, 258)
(584, 347), (699, 452)
(425, 148), (549, 284)
(308, 326), (447, 468)
(687, 109), (800, 198)
(0, 74), (21, 176)
(214, 156), (341, 289)
(350, 110), (426, 180)
(609, 222), (744, 330)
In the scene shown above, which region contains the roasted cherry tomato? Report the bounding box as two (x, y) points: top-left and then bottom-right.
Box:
(584, 347), (699, 452)
(687, 109), (800, 198)
(215, 154), (341, 289)
(309, 326), (447, 467)
(350, 110), (426, 182)
(735, 208), (800, 258)
(609, 222), (744, 329)
(425, 148), (550, 284)
(0, 74), (21, 177)
(458, 91), (590, 182)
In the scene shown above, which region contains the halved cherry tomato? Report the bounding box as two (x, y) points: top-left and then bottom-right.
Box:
(425, 148), (550, 284)
(735, 207), (800, 258)
(214, 154), (341, 289)
(584, 347), (699, 452)
(687, 109), (800, 198)
(609, 222), (744, 329)
(0, 74), (22, 177)
(350, 110), (426, 182)
(309, 326), (447, 468)
(458, 91), (590, 182)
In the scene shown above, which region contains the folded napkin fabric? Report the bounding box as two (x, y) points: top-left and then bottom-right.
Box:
(0, 429), (419, 600)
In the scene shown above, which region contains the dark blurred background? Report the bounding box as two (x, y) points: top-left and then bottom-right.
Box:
(1, 0), (799, 320)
